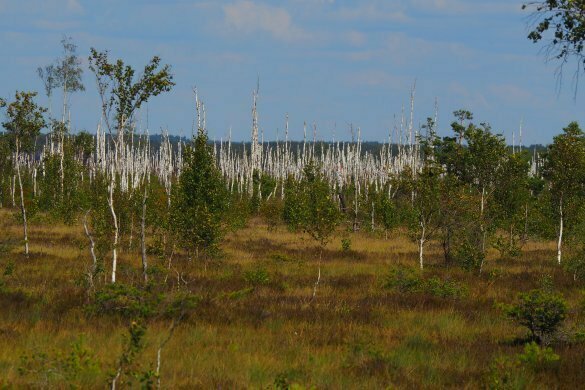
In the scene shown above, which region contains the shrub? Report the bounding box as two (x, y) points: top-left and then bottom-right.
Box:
(425, 277), (467, 299)
(517, 342), (560, 371)
(244, 267), (270, 287)
(341, 238), (352, 252)
(485, 356), (528, 390)
(89, 284), (159, 319)
(506, 288), (567, 345)
(383, 268), (467, 299)
(565, 253), (585, 284)
(484, 342), (559, 389)
(454, 241), (484, 272)
(260, 198), (283, 231)
(492, 235), (521, 260)
(383, 267), (422, 293)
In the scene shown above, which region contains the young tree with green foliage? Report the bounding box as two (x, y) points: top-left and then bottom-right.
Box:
(54, 36), (85, 123)
(172, 128), (229, 259)
(2, 92), (47, 256)
(452, 109), (473, 145)
(506, 286), (568, 345)
(462, 122), (508, 272)
(88, 49), (174, 283)
(407, 122), (444, 269)
(38, 37), (85, 196)
(408, 165), (443, 270)
(284, 162), (341, 298)
(88, 48), (174, 141)
(492, 152), (531, 258)
(435, 112), (508, 271)
(543, 122), (585, 264)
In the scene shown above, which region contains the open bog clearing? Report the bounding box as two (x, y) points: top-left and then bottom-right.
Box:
(1, 209), (584, 388)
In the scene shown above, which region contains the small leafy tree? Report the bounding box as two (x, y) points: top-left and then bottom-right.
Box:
(2, 91), (47, 255)
(542, 122), (585, 264)
(492, 152), (531, 259)
(464, 122), (508, 268)
(284, 162), (341, 298)
(373, 183), (399, 239)
(172, 129), (228, 259)
(284, 162), (341, 248)
(88, 48), (174, 138)
(88, 49), (174, 283)
(406, 122), (443, 269)
(506, 287), (568, 345)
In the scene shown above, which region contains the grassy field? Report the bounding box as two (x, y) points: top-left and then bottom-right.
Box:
(0, 208), (584, 389)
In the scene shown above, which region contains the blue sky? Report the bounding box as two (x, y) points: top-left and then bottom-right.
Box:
(1, 0), (584, 144)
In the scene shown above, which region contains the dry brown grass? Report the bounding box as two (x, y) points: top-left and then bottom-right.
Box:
(0, 208), (583, 388)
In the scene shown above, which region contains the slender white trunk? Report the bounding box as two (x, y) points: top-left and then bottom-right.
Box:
(59, 130), (65, 195)
(11, 175), (16, 207)
(312, 248), (322, 300)
(111, 368), (121, 390)
(108, 170), (119, 283)
(419, 220), (425, 270)
(156, 318), (181, 389)
(83, 210), (98, 289)
(557, 197), (563, 265)
(32, 168), (37, 197)
(15, 140), (29, 256)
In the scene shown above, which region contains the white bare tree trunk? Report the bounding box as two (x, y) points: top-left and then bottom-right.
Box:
(15, 139), (29, 256)
(108, 169), (119, 283)
(32, 167), (37, 197)
(155, 317), (181, 389)
(59, 130), (65, 195)
(419, 220), (425, 270)
(83, 210), (98, 289)
(11, 175), (16, 207)
(312, 248), (322, 300)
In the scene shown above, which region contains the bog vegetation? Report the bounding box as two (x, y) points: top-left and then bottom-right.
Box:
(1, 36), (585, 388)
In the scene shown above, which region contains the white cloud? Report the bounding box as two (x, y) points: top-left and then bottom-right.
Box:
(411, 0), (520, 15)
(223, 1), (311, 42)
(66, 0), (83, 14)
(335, 3), (409, 22)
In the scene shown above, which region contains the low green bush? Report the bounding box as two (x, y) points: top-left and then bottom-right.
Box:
(383, 268), (467, 299)
(505, 288), (567, 345)
(88, 283), (160, 319)
(244, 267), (270, 287)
